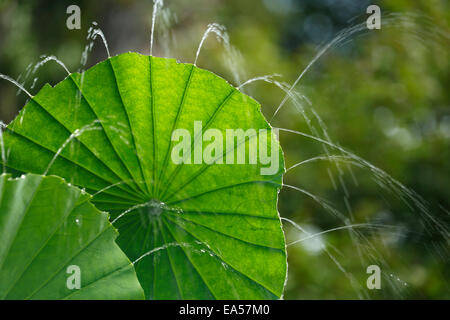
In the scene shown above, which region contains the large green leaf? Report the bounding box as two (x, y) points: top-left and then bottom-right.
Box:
(0, 173), (144, 300)
(2, 53), (286, 299)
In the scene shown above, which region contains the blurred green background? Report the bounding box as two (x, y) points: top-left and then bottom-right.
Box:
(0, 0), (448, 299)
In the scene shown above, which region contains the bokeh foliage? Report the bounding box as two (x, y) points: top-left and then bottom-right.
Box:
(0, 0), (448, 299)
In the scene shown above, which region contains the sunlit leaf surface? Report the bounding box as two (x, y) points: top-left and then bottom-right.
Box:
(2, 53), (286, 299)
(0, 173), (144, 300)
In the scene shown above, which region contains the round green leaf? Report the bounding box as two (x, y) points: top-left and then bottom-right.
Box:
(0, 173), (144, 300)
(2, 53), (287, 299)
